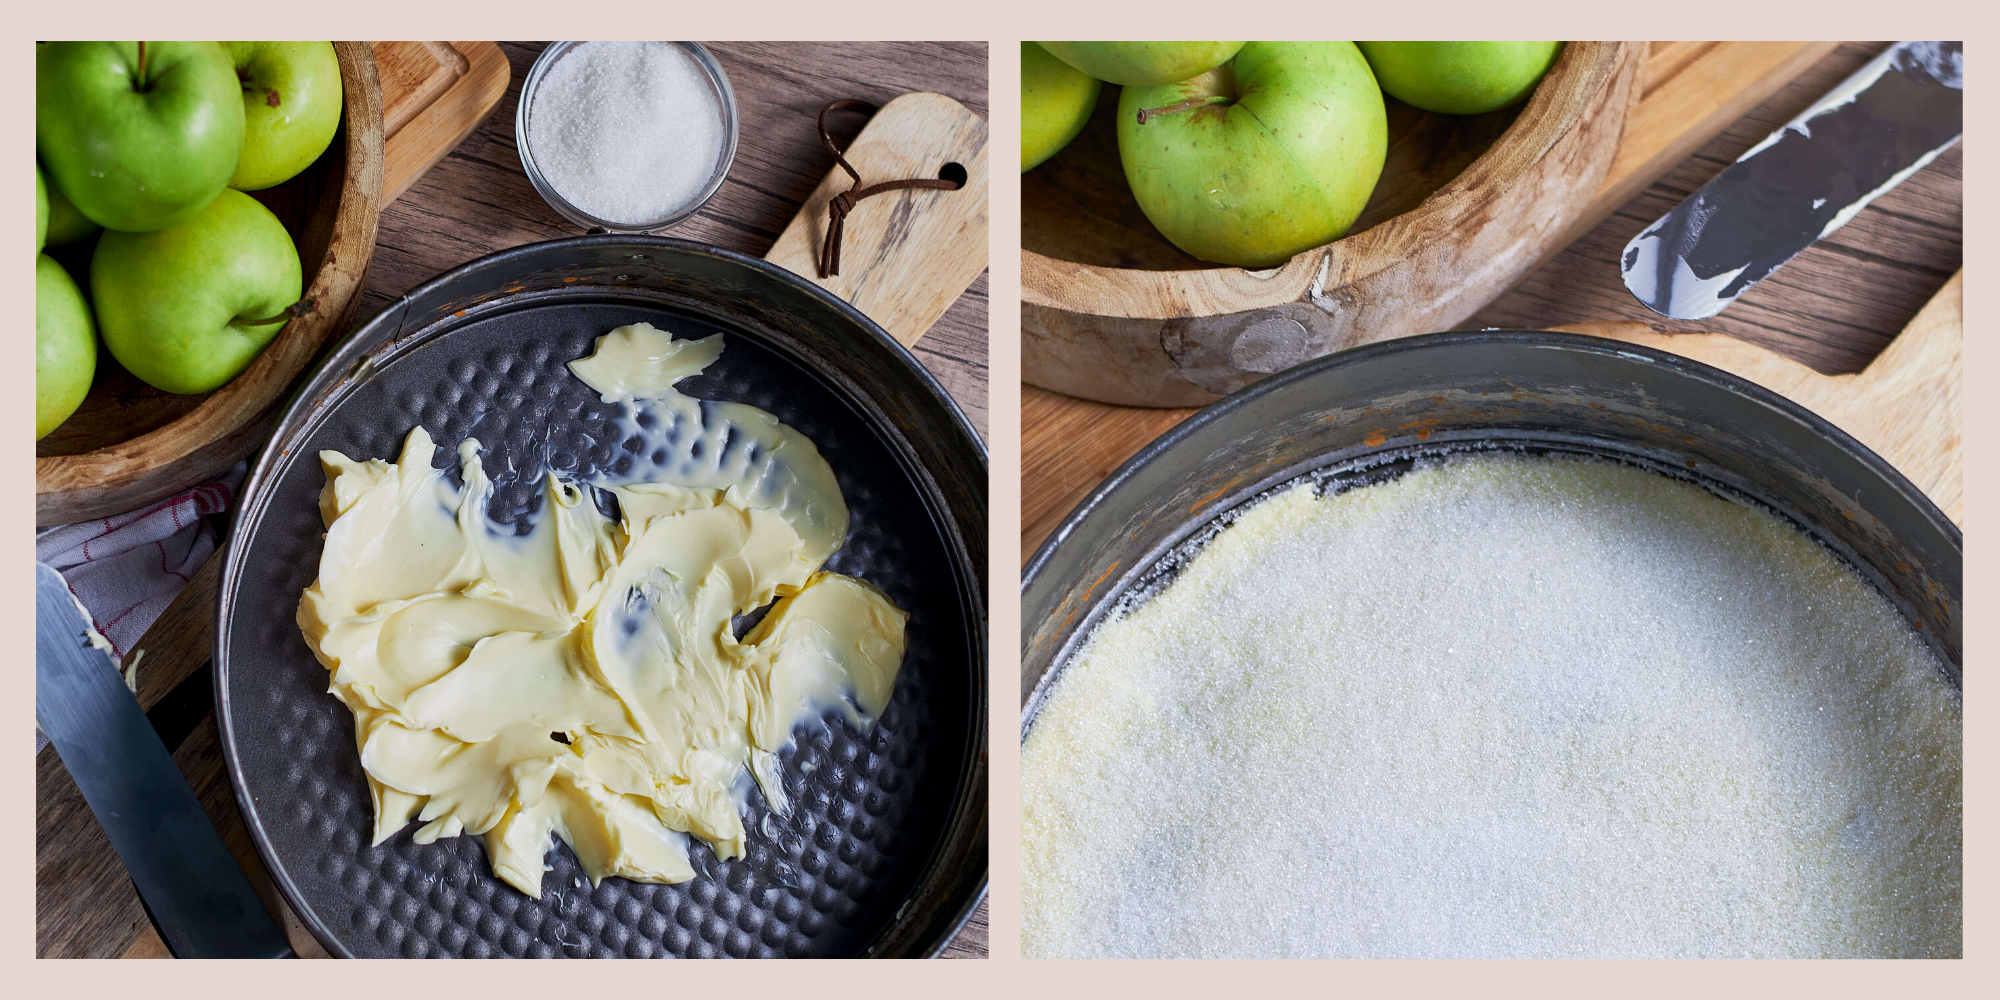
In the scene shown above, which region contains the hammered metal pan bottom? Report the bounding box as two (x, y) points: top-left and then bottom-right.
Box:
(224, 296), (978, 958)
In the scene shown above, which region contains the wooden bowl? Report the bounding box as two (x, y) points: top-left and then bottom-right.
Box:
(36, 42), (384, 525)
(1022, 41), (1644, 407)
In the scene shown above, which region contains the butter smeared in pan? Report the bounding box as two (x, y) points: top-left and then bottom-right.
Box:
(298, 323), (906, 898)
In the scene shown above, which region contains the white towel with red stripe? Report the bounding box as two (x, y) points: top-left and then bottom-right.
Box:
(35, 466), (243, 754)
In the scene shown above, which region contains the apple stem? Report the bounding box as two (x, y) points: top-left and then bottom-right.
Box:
(238, 298), (316, 329)
(134, 41), (149, 92)
(1135, 98), (1233, 125)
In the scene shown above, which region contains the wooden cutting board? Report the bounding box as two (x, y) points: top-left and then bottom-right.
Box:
(765, 91), (991, 347)
(1024, 40), (1961, 557)
(370, 41), (511, 203)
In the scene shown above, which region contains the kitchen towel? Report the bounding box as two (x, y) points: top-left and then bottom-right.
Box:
(35, 465), (244, 754)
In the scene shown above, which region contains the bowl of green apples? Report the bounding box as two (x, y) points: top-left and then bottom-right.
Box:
(36, 41), (383, 525)
(1021, 41), (1643, 407)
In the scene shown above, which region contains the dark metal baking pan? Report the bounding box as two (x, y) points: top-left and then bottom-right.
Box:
(219, 235), (986, 958)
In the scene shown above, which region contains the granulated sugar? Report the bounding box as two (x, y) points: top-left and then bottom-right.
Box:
(1021, 453), (1960, 958)
(527, 42), (725, 225)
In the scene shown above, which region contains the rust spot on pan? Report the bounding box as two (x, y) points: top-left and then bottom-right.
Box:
(1080, 560), (1122, 604)
(1363, 430), (1387, 447)
(1191, 476), (1249, 513)
(1057, 606), (1081, 633)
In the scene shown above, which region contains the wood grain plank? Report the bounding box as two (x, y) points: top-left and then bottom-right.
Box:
(1022, 386), (1196, 561)
(1638, 42), (1719, 98)
(1606, 41), (1839, 213)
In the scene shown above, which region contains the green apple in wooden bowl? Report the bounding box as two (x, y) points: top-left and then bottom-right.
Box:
(1117, 41), (1386, 268)
(37, 254), (96, 440)
(1023, 42), (1101, 172)
(40, 166), (104, 248)
(37, 41), (244, 232)
(1358, 41), (1564, 115)
(91, 188), (302, 395)
(226, 41), (344, 190)
(1038, 41), (1245, 87)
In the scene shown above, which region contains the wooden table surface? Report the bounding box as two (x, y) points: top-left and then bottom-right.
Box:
(1022, 41), (1961, 559)
(36, 40), (988, 960)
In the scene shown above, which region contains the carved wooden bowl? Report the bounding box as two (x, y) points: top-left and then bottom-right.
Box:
(37, 41), (385, 525)
(1022, 41), (1644, 407)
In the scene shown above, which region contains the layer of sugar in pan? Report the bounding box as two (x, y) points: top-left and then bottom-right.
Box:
(1022, 452), (1959, 958)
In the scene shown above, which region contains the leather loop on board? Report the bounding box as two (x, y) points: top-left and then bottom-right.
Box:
(815, 99), (964, 278)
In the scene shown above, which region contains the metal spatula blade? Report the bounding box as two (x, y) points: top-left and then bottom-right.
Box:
(1621, 41), (1961, 321)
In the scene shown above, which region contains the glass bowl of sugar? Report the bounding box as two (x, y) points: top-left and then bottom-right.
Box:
(516, 41), (738, 232)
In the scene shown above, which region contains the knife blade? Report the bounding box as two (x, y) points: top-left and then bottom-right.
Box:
(35, 562), (292, 959)
(1621, 41), (1962, 320)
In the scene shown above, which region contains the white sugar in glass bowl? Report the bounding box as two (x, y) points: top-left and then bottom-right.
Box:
(516, 41), (739, 233)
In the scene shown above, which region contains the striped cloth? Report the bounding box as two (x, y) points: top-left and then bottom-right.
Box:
(35, 466), (243, 754)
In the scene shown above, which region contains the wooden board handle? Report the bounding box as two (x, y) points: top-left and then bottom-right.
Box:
(368, 42), (511, 205)
(1555, 270), (1962, 524)
(765, 92), (988, 348)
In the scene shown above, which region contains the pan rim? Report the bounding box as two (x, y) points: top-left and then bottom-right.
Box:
(1024, 330), (1957, 596)
(1022, 329), (1961, 737)
(216, 234), (987, 959)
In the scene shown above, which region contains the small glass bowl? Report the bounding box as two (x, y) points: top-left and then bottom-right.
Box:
(515, 41), (740, 233)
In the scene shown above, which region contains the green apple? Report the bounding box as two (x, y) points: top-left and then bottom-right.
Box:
(37, 41), (244, 232)
(41, 168), (103, 246)
(1038, 41), (1245, 87)
(37, 166), (49, 251)
(37, 254), (96, 439)
(1118, 41), (1387, 269)
(91, 188), (302, 394)
(1357, 41), (1563, 115)
(226, 42), (343, 191)
(1023, 42), (1101, 172)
